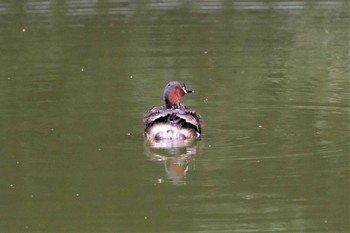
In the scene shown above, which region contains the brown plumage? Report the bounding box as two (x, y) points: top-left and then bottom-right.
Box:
(143, 81), (202, 141)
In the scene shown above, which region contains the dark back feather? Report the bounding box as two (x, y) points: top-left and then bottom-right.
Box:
(143, 105), (202, 133)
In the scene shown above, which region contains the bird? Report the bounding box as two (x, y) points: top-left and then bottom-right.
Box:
(143, 81), (202, 142)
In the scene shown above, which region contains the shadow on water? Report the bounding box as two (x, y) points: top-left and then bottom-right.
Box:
(144, 139), (203, 184)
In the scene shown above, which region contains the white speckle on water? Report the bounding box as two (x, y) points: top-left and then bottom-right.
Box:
(205, 98), (208, 101)
(130, 75), (133, 79)
(81, 68), (84, 72)
(244, 194), (254, 200)
(8, 77), (11, 80)
(76, 193), (80, 197)
(127, 133), (131, 136)
(157, 178), (163, 183)
(204, 51), (208, 54)
(144, 216), (148, 220)
(10, 184), (14, 187)
(258, 125), (262, 128)
(22, 28), (26, 32)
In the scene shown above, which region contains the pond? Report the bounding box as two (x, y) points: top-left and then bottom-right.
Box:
(0, 0), (349, 232)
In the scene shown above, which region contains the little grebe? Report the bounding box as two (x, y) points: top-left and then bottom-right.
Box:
(143, 81), (202, 141)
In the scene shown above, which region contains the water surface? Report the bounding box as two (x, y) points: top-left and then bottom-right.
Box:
(0, 1), (349, 232)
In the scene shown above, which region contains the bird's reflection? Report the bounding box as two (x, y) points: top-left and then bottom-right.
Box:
(144, 140), (201, 184)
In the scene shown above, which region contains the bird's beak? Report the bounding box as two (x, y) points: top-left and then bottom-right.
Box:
(184, 87), (193, 94)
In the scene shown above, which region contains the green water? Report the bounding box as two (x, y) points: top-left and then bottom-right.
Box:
(0, 1), (349, 232)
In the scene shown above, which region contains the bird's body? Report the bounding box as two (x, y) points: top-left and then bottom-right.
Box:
(143, 81), (202, 142)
